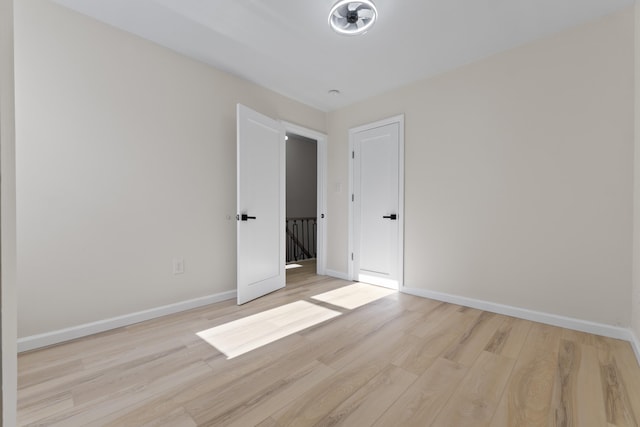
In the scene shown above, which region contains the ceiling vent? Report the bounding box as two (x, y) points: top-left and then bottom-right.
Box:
(328, 0), (378, 36)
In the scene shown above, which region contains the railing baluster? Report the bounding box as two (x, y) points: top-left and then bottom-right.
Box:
(312, 219), (316, 258)
(285, 217), (317, 263)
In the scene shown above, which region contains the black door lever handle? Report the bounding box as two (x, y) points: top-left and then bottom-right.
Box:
(382, 214), (397, 220)
(241, 214), (257, 221)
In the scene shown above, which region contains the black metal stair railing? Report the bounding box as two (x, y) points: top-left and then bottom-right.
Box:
(286, 217), (317, 262)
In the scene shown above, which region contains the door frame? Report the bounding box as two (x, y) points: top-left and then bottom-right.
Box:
(282, 121), (328, 276)
(348, 114), (405, 288)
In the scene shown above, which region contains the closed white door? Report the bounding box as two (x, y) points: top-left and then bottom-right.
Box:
(237, 104), (285, 304)
(352, 120), (402, 289)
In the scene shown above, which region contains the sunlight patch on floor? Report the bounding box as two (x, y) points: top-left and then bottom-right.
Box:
(197, 300), (341, 359)
(311, 282), (396, 310)
(285, 263), (303, 270)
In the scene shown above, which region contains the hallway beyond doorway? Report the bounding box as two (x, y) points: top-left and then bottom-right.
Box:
(286, 259), (317, 286)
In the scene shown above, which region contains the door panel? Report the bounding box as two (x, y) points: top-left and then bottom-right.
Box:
(354, 122), (400, 288)
(237, 104), (285, 304)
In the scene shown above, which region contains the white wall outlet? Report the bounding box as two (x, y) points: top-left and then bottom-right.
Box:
(172, 257), (184, 275)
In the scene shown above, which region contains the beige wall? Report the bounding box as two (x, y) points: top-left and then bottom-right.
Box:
(328, 9), (634, 327)
(15, 0), (638, 342)
(633, 5), (640, 343)
(15, 0), (326, 337)
(1, 0), (17, 422)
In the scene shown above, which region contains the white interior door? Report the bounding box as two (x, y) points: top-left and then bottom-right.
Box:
(237, 104), (285, 304)
(352, 119), (403, 289)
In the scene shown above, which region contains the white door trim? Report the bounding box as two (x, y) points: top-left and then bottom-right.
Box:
(348, 114), (405, 288)
(281, 121), (328, 276)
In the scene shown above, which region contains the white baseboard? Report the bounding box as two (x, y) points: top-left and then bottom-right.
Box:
(402, 286), (633, 342)
(18, 290), (237, 353)
(325, 269), (350, 281)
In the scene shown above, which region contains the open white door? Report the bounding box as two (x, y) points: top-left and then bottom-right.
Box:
(237, 104), (286, 304)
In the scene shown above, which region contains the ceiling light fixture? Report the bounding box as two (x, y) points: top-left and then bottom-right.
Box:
(329, 0), (378, 36)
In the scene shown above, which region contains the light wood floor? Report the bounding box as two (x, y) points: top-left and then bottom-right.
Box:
(18, 260), (640, 426)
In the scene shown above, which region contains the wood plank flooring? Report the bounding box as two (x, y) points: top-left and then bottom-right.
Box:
(18, 260), (640, 426)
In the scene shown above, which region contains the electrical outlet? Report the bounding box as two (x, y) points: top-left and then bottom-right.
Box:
(173, 257), (184, 275)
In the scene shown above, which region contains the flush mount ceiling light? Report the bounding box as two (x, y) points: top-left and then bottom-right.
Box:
(329, 0), (378, 36)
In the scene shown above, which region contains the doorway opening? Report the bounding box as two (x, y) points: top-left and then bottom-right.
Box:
(283, 122), (327, 277)
(285, 133), (317, 266)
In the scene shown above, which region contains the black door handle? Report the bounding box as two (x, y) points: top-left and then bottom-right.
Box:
(383, 214), (397, 220)
(240, 214), (257, 221)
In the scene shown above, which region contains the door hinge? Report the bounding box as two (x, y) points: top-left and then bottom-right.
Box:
(352, 151), (354, 159)
(351, 253), (354, 260)
(352, 194), (354, 202)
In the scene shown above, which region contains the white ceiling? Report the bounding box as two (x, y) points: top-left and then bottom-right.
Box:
(52, 0), (633, 112)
